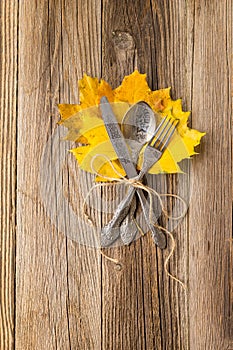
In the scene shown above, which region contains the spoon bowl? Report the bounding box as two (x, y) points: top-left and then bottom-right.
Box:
(122, 101), (157, 163)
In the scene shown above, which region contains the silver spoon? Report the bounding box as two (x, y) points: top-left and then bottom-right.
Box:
(120, 102), (163, 245)
(119, 102), (155, 244)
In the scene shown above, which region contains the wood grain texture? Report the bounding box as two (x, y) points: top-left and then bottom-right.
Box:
(0, 1), (18, 349)
(0, 0), (231, 349)
(189, 1), (233, 349)
(16, 1), (102, 349)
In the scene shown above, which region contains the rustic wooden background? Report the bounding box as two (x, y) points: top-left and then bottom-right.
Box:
(0, 0), (232, 349)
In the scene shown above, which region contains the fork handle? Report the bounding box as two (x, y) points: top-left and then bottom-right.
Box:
(136, 190), (166, 248)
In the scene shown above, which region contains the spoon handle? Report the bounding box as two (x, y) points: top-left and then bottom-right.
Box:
(119, 195), (138, 245)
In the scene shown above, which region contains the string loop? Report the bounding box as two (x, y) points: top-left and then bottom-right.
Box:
(83, 154), (188, 290)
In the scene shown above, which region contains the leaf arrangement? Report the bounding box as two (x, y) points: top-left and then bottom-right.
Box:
(58, 71), (205, 181)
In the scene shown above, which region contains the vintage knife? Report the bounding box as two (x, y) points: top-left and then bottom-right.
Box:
(100, 96), (166, 249)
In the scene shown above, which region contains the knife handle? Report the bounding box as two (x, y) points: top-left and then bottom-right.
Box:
(101, 188), (136, 247)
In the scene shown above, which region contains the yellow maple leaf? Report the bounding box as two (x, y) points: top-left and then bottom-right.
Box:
(58, 70), (205, 181)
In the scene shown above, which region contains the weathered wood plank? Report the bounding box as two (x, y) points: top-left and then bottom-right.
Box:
(16, 0), (102, 349)
(0, 1), (18, 349)
(59, 1), (102, 349)
(189, 1), (233, 349)
(149, 1), (195, 348)
(101, 1), (193, 349)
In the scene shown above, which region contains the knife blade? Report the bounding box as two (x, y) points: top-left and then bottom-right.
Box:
(100, 96), (138, 179)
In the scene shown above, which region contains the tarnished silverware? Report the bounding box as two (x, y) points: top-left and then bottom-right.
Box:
(100, 97), (167, 249)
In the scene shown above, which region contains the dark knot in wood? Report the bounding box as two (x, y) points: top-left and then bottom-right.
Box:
(112, 31), (135, 51)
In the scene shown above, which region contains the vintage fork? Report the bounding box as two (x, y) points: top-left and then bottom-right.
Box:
(101, 115), (179, 246)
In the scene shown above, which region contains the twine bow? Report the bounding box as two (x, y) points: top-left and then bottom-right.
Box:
(83, 154), (188, 290)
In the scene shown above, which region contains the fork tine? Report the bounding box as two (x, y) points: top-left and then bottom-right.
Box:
(155, 120), (174, 149)
(149, 115), (179, 151)
(149, 116), (171, 147)
(159, 119), (179, 151)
